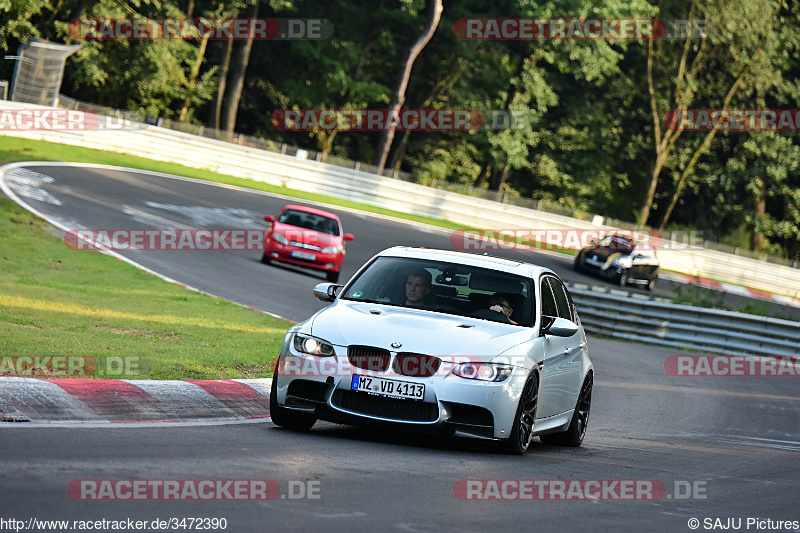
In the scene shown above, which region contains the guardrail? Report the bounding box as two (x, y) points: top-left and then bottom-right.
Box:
(568, 284), (800, 356)
(41, 97), (799, 266)
(1, 100), (799, 301)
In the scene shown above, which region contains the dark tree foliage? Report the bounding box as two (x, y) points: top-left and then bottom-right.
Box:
(1, 0), (798, 258)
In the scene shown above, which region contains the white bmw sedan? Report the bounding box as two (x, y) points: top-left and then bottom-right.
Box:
(270, 247), (593, 454)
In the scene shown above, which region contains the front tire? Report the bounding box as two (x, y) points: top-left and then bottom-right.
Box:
(269, 363), (317, 431)
(326, 270), (340, 283)
(646, 277), (657, 291)
(501, 372), (539, 455)
(618, 269), (629, 286)
(260, 252), (272, 265)
(540, 373), (592, 447)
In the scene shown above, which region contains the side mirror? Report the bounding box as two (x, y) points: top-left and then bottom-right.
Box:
(343, 233), (354, 242)
(313, 282), (341, 302)
(542, 317), (579, 337)
(264, 215), (275, 223)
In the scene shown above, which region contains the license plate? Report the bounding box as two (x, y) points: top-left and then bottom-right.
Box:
(351, 375), (424, 400)
(291, 250), (316, 261)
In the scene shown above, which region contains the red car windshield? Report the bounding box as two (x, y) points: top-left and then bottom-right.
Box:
(278, 209), (340, 236)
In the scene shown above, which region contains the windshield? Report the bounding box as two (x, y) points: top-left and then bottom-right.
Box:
(342, 256), (534, 327)
(278, 209), (340, 236)
(596, 235), (634, 251)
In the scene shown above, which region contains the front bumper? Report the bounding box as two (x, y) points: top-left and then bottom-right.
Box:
(273, 351), (529, 441)
(578, 256), (623, 281)
(264, 242), (343, 272)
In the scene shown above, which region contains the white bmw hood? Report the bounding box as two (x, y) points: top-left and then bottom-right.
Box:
(308, 301), (529, 357)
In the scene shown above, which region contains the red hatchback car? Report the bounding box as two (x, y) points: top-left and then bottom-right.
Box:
(261, 204), (353, 283)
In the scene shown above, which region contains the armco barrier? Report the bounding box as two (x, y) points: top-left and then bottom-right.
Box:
(568, 285), (800, 357)
(1, 100), (799, 300)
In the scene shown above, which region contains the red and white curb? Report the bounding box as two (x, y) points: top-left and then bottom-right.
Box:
(662, 273), (800, 308)
(0, 377), (273, 424)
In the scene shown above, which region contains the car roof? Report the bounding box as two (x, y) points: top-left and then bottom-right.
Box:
(280, 204), (341, 220)
(376, 246), (555, 279)
(602, 234), (633, 243)
(600, 234), (659, 249)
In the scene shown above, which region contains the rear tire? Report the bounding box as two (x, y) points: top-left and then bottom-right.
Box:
(501, 372), (539, 455)
(540, 373), (592, 447)
(646, 277), (657, 291)
(618, 269), (629, 286)
(269, 363), (316, 431)
(326, 270), (340, 283)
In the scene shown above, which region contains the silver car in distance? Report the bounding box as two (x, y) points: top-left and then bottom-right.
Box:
(270, 247), (593, 454)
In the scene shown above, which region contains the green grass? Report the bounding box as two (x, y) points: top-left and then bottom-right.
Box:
(0, 195), (288, 380)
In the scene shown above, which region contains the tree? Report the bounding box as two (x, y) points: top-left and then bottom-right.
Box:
(373, 0), (442, 174)
(640, 0), (784, 229)
(221, 0), (258, 134)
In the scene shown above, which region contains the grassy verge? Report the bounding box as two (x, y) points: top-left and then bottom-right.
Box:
(0, 195), (288, 380)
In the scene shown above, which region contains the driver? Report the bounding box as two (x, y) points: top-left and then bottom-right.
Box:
(404, 268), (432, 307)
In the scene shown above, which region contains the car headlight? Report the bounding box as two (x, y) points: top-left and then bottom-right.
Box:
(610, 257), (629, 270)
(293, 333), (335, 356)
(451, 363), (513, 382)
(321, 245), (342, 254)
(272, 233), (289, 245)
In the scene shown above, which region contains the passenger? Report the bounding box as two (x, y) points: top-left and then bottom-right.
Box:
(488, 293), (517, 324)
